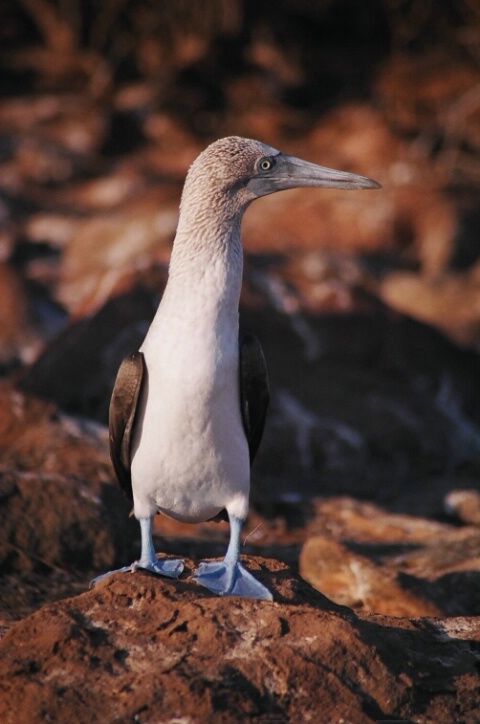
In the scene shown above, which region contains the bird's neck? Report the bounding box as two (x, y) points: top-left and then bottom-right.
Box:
(171, 206), (243, 275)
(160, 200), (245, 329)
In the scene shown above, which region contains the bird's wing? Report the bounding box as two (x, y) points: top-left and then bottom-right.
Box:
(239, 333), (270, 464)
(108, 351), (145, 502)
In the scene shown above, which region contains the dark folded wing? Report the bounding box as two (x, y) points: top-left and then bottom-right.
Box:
(239, 334), (270, 464)
(108, 351), (145, 501)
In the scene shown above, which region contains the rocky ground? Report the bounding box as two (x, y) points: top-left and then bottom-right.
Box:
(1, 560), (480, 724)
(1, 2), (480, 722)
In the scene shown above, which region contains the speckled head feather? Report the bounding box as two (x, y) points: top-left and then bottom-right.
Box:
(186, 136), (279, 191)
(174, 137), (280, 251)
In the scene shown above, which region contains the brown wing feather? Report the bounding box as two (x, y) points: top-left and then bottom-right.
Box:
(108, 351), (145, 501)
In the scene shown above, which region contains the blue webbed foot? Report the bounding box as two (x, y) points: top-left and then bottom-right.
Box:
(90, 565), (136, 587)
(136, 557), (184, 578)
(90, 557), (184, 588)
(193, 559), (273, 600)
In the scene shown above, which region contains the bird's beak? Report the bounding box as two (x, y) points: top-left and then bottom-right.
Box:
(247, 153), (381, 197)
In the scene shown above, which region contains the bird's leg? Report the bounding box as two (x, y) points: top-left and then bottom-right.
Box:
(90, 516), (184, 587)
(193, 515), (273, 600)
(134, 516), (184, 577)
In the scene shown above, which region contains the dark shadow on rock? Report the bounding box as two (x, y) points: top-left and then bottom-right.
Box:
(398, 570), (480, 618)
(344, 540), (425, 563)
(19, 285), (160, 421)
(99, 481), (138, 568)
(242, 304), (480, 518)
(212, 664), (288, 720)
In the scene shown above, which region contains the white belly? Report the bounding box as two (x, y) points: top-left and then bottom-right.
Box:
(130, 325), (250, 524)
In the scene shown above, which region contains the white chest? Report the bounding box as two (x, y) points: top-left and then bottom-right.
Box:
(130, 258), (250, 524)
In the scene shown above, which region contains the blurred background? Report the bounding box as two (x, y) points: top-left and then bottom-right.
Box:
(1, 0), (480, 619)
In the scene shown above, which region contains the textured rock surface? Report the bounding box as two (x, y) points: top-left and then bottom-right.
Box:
(1, 560), (480, 724)
(0, 381), (136, 623)
(300, 498), (480, 618)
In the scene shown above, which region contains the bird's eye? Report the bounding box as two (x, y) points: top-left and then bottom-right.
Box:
(259, 157), (274, 172)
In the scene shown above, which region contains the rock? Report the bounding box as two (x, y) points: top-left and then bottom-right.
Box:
(379, 267), (480, 348)
(301, 536), (441, 618)
(0, 467), (136, 624)
(0, 560), (479, 723)
(375, 52), (480, 154)
(140, 114), (204, 176)
(0, 263), (41, 370)
(0, 381), (138, 622)
(242, 305), (480, 514)
(19, 286), (160, 421)
(56, 189), (179, 316)
(445, 489), (480, 526)
(0, 469), (133, 576)
(300, 498), (480, 617)
(0, 381), (110, 479)
(43, 167), (148, 211)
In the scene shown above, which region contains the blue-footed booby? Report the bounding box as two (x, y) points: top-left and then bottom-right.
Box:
(92, 136), (380, 600)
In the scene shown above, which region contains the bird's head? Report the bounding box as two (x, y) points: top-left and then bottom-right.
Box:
(183, 136), (380, 216)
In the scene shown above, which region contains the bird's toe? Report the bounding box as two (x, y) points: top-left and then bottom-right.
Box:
(137, 557), (184, 578)
(89, 564), (135, 588)
(193, 560), (273, 600)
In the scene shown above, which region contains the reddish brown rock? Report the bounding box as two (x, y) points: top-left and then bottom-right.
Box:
(15, 102), (459, 324)
(56, 189), (179, 317)
(379, 266), (480, 348)
(0, 381), (138, 622)
(0, 468), (134, 579)
(301, 536), (441, 618)
(375, 53), (480, 156)
(0, 381), (110, 479)
(445, 489), (480, 527)
(0, 561), (479, 723)
(300, 497), (480, 618)
(0, 264), (41, 369)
